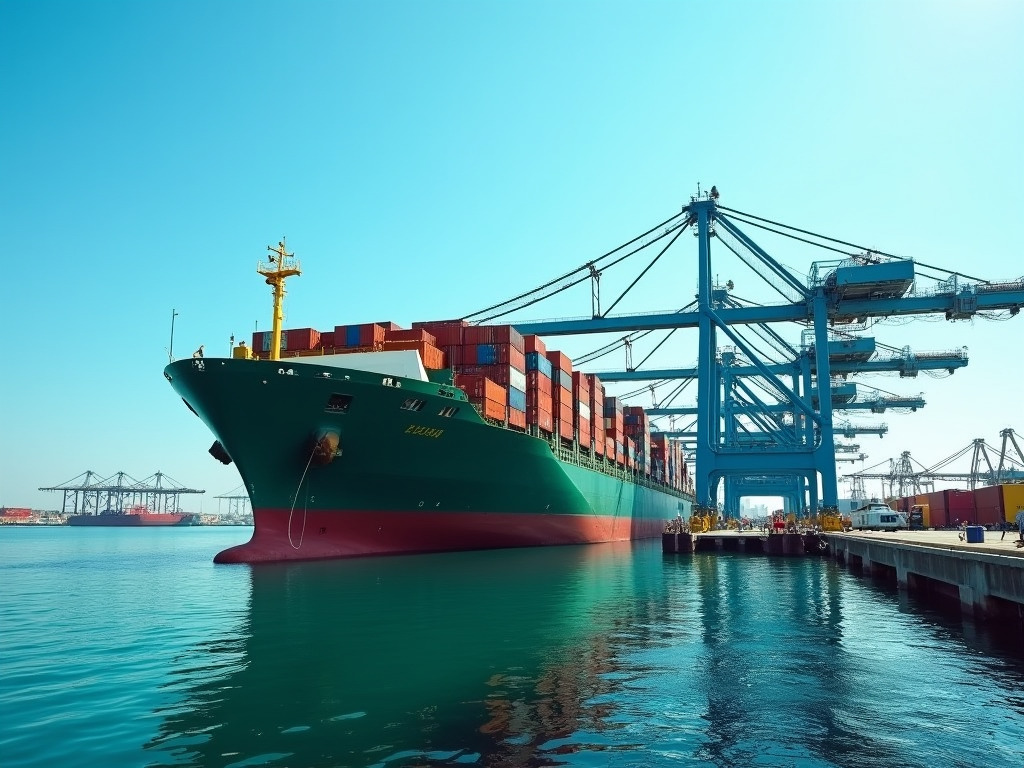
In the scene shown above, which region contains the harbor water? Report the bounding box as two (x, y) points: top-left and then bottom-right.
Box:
(1, 527), (1021, 767)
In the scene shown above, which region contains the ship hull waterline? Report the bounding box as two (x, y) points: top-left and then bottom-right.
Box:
(165, 356), (693, 564)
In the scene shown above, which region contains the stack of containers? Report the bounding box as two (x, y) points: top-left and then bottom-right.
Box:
(651, 433), (670, 484)
(546, 350), (574, 442)
(524, 335), (554, 434)
(623, 406), (651, 475)
(332, 323), (386, 351)
(454, 374), (507, 422)
(604, 397), (625, 466)
(585, 374), (605, 458)
(624, 435), (635, 470)
(383, 327), (446, 370)
(572, 372), (591, 451)
(412, 320), (468, 365)
(459, 324), (527, 429)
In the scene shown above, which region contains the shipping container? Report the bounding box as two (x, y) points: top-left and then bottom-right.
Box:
(524, 334), (546, 355)
(412, 320), (468, 347)
(375, 321), (403, 332)
(464, 324), (525, 352)
(441, 345), (463, 366)
(382, 340), (446, 369)
(526, 352), (553, 378)
(973, 485), (1004, 526)
(527, 387), (553, 414)
(604, 397), (624, 416)
(455, 374), (506, 403)
(1002, 484), (1024, 524)
(945, 489), (976, 525)
(526, 370), (553, 396)
(385, 328), (436, 346)
(508, 408), (527, 430)
(545, 350), (572, 375)
(528, 405), (554, 433)
(453, 364), (526, 392)
(508, 386), (527, 413)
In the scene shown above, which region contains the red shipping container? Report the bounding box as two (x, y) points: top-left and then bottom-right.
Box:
(593, 430), (605, 456)
(545, 351), (572, 375)
(508, 408), (527, 429)
(359, 323), (385, 347)
(385, 328), (436, 345)
(572, 370), (590, 394)
(412, 320), (468, 347)
(509, 346), (526, 373)
(527, 387), (553, 413)
(464, 324), (525, 352)
(382, 340), (446, 369)
(284, 328), (320, 350)
(524, 334), (546, 355)
(527, 370), (553, 396)
(945, 489), (976, 525)
(376, 321), (403, 331)
(441, 345), (462, 366)
(529, 405), (554, 433)
(972, 486), (1004, 527)
(462, 344), (479, 365)
(318, 330), (335, 348)
(577, 416), (591, 444)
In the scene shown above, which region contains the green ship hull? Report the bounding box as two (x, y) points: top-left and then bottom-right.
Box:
(164, 356), (693, 562)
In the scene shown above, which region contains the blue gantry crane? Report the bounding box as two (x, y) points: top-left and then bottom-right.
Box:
(464, 190), (1024, 520)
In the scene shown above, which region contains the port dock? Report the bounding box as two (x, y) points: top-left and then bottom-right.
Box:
(664, 529), (1024, 622)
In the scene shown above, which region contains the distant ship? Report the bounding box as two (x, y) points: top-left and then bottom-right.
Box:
(67, 505), (198, 527)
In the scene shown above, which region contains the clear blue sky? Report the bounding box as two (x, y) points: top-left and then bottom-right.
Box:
(2, 1), (1022, 512)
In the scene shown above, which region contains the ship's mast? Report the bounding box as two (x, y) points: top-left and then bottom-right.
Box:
(257, 238), (301, 361)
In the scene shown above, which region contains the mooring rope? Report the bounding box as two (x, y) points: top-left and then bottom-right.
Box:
(288, 447), (317, 550)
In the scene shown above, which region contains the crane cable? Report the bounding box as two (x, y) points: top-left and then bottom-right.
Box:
(718, 205), (992, 285)
(461, 209), (690, 321)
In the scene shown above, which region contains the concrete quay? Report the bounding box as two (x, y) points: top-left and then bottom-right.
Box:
(824, 530), (1024, 621)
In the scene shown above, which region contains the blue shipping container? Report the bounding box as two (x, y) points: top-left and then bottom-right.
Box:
(509, 386), (527, 412)
(477, 344), (497, 365)
(526, 352), (553, 378)
(346, 325), (361, 347)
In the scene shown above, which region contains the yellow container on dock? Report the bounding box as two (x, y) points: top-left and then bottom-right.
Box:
(1002, 484), (1024, 524)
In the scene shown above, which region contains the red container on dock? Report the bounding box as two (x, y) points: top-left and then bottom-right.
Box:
(973, 485), (1004, 526)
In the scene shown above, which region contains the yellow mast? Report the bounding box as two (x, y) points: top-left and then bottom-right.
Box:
(257, 238), (301, 361)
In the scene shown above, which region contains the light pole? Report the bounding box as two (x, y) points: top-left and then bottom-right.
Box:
(169, 309), (179, 363)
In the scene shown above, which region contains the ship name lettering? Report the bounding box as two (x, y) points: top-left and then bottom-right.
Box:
(405, 424), (444, 438)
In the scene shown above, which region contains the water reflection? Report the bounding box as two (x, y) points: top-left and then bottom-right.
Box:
(144, 542), (652, 767)
(143, 544), (1024, 767)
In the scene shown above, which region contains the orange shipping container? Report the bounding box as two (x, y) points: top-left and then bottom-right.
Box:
(382, 340), (446, 370)
(508, 408), (527, 429)
(455, 374), (507, 404)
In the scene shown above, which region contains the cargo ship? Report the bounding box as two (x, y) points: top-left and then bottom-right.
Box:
(163, 241), (694, 563)
(67, 506), (198, 527)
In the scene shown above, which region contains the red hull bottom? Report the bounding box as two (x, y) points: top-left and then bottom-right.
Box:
(214, 508), (665, 563)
